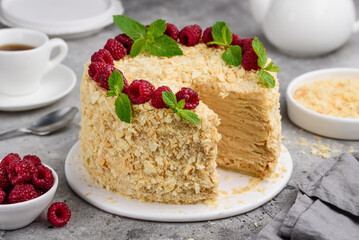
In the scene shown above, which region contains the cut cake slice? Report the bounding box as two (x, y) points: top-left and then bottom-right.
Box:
(80, 75), (221, 204)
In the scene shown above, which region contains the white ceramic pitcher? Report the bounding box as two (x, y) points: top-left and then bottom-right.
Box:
(249, 0), (359, 57)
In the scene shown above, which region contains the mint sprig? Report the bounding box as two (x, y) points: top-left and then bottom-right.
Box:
(106, 71), (132, 123)
(162, 91), (200, 125)
(207, 22), (242, 67)
(113, 15), (183, 57)
(251, 37), (280, 88)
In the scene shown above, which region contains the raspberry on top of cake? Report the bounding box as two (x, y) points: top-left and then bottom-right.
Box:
(80, 15), (281, 204)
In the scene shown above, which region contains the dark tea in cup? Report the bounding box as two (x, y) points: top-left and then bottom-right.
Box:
(0, 44), (35, 51)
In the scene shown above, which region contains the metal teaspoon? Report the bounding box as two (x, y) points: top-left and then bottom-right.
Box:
(0, 107), (78, 141)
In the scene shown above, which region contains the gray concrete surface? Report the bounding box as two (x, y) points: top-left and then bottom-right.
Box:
(0, 0), (358, 239)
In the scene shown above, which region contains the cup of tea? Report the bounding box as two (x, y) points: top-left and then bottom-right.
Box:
(0, 28), (68, 96)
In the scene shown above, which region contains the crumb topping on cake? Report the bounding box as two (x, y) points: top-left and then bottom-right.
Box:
(114, 43), (279, 95)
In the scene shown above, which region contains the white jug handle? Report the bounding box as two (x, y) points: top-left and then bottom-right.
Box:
(46, 38), (68, 73)
(354, 21), (359, 33)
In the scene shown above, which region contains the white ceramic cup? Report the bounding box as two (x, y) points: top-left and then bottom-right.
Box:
(0, 28), (68, 96)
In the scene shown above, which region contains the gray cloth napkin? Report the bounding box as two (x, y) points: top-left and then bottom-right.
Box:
(257, 152), (359, 240)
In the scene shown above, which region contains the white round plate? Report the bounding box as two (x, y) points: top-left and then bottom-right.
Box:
(65, 141), (292, 222)
(0, 0), (124, 39)
(0, 64), (76, 111)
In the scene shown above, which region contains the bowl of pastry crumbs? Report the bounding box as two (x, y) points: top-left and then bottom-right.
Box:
(286, 68), (359, 140)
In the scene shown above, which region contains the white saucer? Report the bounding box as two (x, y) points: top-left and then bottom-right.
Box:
(0, 0), (124, 39)
(0, 64), (76, 111)
(65, 141), (293, 222)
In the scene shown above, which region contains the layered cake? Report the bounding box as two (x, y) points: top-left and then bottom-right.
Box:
(79, 16), (281, 204)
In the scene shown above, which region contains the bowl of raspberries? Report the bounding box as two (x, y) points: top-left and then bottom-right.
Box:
(0, 153), (59, 230)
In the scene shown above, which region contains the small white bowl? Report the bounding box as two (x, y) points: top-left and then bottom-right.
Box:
(0, 164), (58, 230)
(286, 68), (359, 140)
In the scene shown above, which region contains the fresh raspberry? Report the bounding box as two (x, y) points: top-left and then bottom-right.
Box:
(115, 34), (134, 54)
(88, 62), (108, 82)
(7, 160), (36, 185)
(175, 87), (200, 110)
(97, 65), (116, 90)
(8, 184), (38, 204)
(23, 155), (42, 167)
(104, 39), (127, 60)
(0, 187), (5, 204)
(242, 50), (260, 71)
(231, 33), (241, 45)
(128, 80), (155, 104)
(179, 25), (202, 46)
(97, 66), (129, 93)
(0, 165), (10, 189)
(238, 37), (255, 54)
(151, 86), (172, 109)
(47, 202), (71, 227)
(90, 49), (114, 65)
(36, 189), (44, 196)
(164, 23), (179, 41)
(31, 165), (54, 191)
(1, 153), (21, 168)
(236, 37), (261, 71)
(202, 27), (215, 47)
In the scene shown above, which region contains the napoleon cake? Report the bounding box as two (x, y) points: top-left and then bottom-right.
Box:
(79, 16), (281, 204)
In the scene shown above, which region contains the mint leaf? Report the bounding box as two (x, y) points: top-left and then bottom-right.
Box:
(265, 62), (280, 72)
(107, 71), (131, 123)
(212, 22), (226, 44)
(265, 61), (273, 70)
(113, 15), (147, 40)
(252, 37), (267, 68)
(108, 70), (124, 96)
(222, 24), (232, 45)
(211, 22), (232, 46)
(130, 37), (147, 57)
(115, 94), (132, 123)
(177, 99), (185, 110)
(178, 109), (200, 125)
(207, 41), (229, 47)
(162, 91), (177, 110)
(222, 45), (242, 67)
(146, 35), (183, 57)
(257, 70), (275, 88)
(107, 91), (117, 97)
(268, 65), (280, 72)
(148, 19), (166, 38)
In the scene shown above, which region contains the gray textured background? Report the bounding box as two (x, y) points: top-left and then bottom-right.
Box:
(0, 0), (358, 239)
